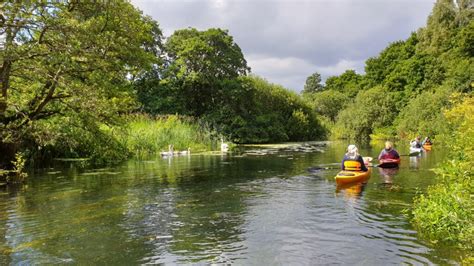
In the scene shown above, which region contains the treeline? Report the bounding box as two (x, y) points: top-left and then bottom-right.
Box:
(135, 28), (324, 143)
(303, 0), (473, 141)
(138, 74), (323, 143)
(0, 2), (324, 169)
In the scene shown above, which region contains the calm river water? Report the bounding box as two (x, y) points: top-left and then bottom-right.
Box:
(0, 141), (463, 264)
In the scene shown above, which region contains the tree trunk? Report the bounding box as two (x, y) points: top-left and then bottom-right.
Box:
(0, 141), (16, 169)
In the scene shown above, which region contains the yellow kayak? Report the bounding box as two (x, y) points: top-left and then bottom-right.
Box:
(423, 144), (432, 151)
(335, 168), (372, 185)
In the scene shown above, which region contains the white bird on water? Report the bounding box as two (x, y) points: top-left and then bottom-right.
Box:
(160, 145), (174, 157)
(221, 139), (229, 152)
(178, 148), (191, 155)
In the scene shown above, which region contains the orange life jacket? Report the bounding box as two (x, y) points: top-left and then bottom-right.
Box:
(344, 161), (362, 171)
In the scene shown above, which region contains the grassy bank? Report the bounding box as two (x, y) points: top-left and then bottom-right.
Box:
(117, 115), (216, 158)
(1, 114), (219, 183)
(23, 115), (218, 167)
(411, 97), (473, 263)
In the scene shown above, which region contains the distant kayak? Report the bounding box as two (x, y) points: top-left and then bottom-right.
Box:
(335, 168), (372, 185)
(378, 158), (401, 168)
(423, 144), (432, 151)
(409, 147), (423, 156)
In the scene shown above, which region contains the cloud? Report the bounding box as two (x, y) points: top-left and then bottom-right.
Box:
(132, 0), (435, 91)
(247, 55), (365, 90)
(314, 59), (366, 77)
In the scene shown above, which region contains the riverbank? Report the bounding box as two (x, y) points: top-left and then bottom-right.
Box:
(411, 97), (473, 263)
(0, 114), (219, 184)
(59, 114), (219, 163)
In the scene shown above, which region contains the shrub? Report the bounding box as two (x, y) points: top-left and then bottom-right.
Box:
(205, 76), (325, 143)
(333, 86), (397, 140)
(395, 89), (451, 138)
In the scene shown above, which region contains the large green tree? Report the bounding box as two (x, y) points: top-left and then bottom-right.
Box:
(307, 90), (349, 122)
(0, 1), (162, 165)
(162, 28), (249, 116)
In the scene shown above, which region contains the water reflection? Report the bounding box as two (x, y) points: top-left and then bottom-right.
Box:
(378, 167), (399, 184)
(409, 156), (421, 169)
(336, 182), (368, 199)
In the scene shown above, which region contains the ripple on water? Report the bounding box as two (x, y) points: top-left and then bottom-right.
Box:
(233, 173), (445, 265)
(0, 144), (460, 264)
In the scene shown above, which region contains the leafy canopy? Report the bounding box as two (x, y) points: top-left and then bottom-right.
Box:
(0, 1), (163, 162)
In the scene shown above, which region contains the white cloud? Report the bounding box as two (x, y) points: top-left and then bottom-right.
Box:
(247, 55), (365, 90)
(314, 59), (366, 77)
(132, 0), (435, 91)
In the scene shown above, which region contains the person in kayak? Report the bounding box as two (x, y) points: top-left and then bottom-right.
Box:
(422, 136), (432, 145)
(410, 136), (422, 148)
(341, 144), (368, 172)
(378, 141), (400, 160)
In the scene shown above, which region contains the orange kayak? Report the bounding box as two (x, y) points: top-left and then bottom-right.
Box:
(335, 168), (372, 185)
(378, 158), (401, 168)
(423, 144), (432, 151)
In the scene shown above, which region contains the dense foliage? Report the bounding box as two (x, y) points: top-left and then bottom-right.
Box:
(412, 96), (473, 260)
(324, 70), (363, 98)
(203, 76), (324, 143)
(332, 86), (397, 141)
(0, 2), (162, 166)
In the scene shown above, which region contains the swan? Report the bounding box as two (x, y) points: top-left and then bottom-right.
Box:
(221, 139), (229, 152)
(160, 145), (174, 157)
(178, 148), (191, 155)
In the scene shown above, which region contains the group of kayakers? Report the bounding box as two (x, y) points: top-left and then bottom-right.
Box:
(410, 136), (432, 149)
(341, 137), (432, 172)
(335, 137), (432, 185)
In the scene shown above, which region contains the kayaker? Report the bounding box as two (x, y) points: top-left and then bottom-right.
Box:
(341, 144), (368, 172)
(410, 136), (422, 148)
(378, 141), (400, 160)
(422, 137), (432, 145)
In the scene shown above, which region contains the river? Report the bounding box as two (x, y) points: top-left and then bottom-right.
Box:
(0, 141), (463, 264)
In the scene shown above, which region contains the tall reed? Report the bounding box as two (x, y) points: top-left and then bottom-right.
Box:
(118, 114), (216, 158)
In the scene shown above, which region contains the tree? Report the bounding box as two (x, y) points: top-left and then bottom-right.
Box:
(364, 34), (417, 88)
(302, 72), (323, 94)
(165, 28), (249, 81)
(307, 90), (349, 122)
(0, 2), (163, 165)
(395, 89), (450, 137)
(159, 28), (249, 116)
(324, 70), (363, 97)
(417, 0), (458, 54)
(204, 76), (325, 143)
(333, 86), (397, 140)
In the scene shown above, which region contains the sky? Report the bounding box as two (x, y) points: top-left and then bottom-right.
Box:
(131, 0), (436, 92)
